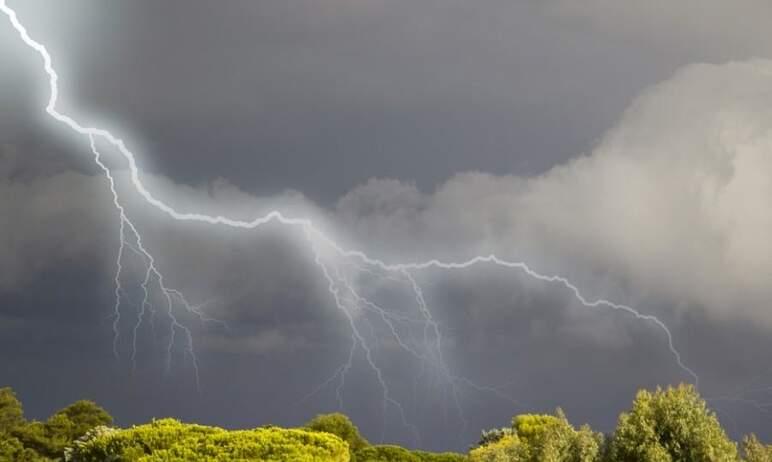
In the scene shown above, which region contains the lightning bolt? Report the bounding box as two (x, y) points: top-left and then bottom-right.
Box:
(0, 0), (699, 441)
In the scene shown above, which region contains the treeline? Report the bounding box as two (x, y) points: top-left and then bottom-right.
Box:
(1, 384), (771, 461)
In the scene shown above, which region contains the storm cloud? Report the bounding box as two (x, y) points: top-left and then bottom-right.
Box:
(2, 0), (772, 453)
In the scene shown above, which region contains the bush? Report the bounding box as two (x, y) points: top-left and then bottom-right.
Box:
(64, 418), (350, 462)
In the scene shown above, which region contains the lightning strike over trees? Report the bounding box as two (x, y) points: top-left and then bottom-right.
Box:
(0, 0), (699, 443)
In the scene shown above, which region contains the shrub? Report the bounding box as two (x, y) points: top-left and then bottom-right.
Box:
(64, 418), (350, 462)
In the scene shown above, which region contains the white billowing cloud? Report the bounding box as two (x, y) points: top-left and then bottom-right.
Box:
(334, 60), (772, 324)
(523, 61), (772, 318)
(3, 59), (772, 329)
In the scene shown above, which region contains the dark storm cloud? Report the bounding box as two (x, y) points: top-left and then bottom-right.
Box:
(2, 0), (772, 453)
(3, 0), (748, 201)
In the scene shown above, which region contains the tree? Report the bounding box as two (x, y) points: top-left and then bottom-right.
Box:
(10, 420), (54, 461)
(306, 412), (370, 453)
(0, 434), (36, 462)
(512, 410), (601, 462)
(607, 384), (738, 462)
(743, 434), (772, 462)
(49, 400), (112, 442)
(0, 387), (24, 433)
(469, 433), (520, 462)
(0, 389), (114, 461)
(569, 425), (604, 462)
(469, 409), (601, 462)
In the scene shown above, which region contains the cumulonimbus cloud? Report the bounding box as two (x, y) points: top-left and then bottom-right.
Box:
(3, 59), (772, 329)
(333, 60), (772, 325)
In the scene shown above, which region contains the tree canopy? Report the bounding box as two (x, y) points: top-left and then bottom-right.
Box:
(306, 412), (370, 454)
(64, 418), (349, 462)
(608, 384), (738, 462)
(469, 408), (601, 462)
(1, 383), (770, 461)
(0, 387), (24, 433)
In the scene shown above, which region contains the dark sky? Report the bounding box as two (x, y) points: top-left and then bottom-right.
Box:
(2, 0), (772, 452)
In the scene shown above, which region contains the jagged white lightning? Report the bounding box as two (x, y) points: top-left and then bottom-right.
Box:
(0, 0), (699, 439)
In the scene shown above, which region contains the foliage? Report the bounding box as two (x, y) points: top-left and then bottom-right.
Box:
(469, 434), (520, 462)
(469, 409), (602, 462)
(0, 387), (43, 461)
(307, 412), (370, 453)
(354, 445), (466, 462)
(5, 382), (772, 462)
(743, 434), (772, 462)
(607, 384), (739, 462)
(412, 449), (468, 462)
(570, 425), (604, 462)
(64, 418), (350, 462)
(356, 444), (421, 462)
(0, 433), (44, 462)
(475, 428), (514, 449)
(0, 388), (113, 461)
(0, 387), (24, 433)
(7, 402), (112, 460)
(52, 400), (113, 441)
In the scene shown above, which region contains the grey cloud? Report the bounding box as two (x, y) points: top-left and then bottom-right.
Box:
(3, 59), (771, 373)
(3, 0), (718, 202)
(550, 0), (772, 59)
(3, 0), (772, 452)
(333, 60), (772, 327)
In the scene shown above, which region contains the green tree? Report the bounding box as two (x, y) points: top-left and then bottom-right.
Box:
(569, 425), (604, 462)
(0, 389), (113, 461)
(12, 420), (56, 459)
(469, 410), (601, 462)
(306, 413), (370, 453)
(0, 387), (24, 433)
(469, 434), (520, 462)
(607, 384), (738, 462)
(513, 410), (601, 462)
(49, 400), (112, 442)
(743, 434), (772, 462)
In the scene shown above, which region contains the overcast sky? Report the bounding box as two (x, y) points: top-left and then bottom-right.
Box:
(2, 0), (772, 452)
